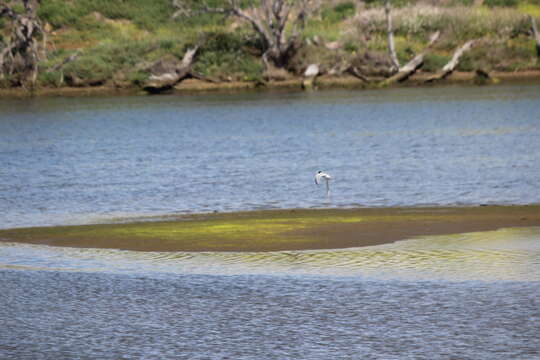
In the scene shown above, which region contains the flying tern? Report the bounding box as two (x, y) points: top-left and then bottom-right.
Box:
(315, 170), (332, 198)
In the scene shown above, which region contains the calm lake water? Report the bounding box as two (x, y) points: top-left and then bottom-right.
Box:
(1, 85), (540, 359)
(1, 85), (539, 228)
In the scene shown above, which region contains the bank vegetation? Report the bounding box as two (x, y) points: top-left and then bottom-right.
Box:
(1, 0), (540, 94)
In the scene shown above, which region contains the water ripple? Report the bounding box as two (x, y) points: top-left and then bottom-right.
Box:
(1, 227), (539, 282)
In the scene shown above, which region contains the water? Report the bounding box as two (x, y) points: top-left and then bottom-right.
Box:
(1, 226), (540, 281)
(0, 227), (539, 359)
(1, 85), (540, 359)
(1, 271), (538, 360)
(1, 85), (539, 228)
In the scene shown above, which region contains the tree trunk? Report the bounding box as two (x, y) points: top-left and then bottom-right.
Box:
(0, 1), (45, 89)
(385, 0), (400, 72)
(425, 40), (476, 82)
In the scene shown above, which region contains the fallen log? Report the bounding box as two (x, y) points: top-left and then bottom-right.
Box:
(142, 46), (200, 93)
(379, 31), (440, 87)
(425, 40), (476, 82)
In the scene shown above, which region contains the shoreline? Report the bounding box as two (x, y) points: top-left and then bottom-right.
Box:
(1, 71), (540, 99)
(1, 205), (539, 252)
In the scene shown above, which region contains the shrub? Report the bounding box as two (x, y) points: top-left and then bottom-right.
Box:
(38, 0), (82, 28)
(322, 2), (356, 23)
(356, 5), (529, 40)
(484, 0), (518, 7)
(38, 70), (62, 87)
(202, 31), (244, 53)
(77, 0), (172, 30)
(129, 71), (150, 86)
(344, 41), (359, 53)
(189, 30), (265, 81)
(423, 53), (451, 72)
(63, 54), (115, 84)
(40, 0), (173, 30)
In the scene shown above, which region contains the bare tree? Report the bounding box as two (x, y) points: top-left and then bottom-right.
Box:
(190, 0), (316, 69)
(0, 0), (46, 88)
(384, 0), (400, 72)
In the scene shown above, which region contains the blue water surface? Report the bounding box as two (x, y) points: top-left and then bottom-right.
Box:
(1, 85), (539, 228)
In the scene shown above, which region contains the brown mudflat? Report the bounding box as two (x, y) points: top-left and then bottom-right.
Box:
(0, 205), (539, 252)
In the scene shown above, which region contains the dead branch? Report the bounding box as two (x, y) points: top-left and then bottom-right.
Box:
(425, 40), (476, 82)
(379, 31), (440, 86)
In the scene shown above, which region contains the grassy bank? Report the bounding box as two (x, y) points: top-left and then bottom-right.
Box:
(1, 205), (539, 252)
(1, 0), (540, 92)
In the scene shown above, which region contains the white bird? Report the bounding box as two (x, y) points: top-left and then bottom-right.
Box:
(314, 170), (332, 198)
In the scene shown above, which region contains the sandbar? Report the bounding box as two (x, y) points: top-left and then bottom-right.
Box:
(1, 205), (539, 252)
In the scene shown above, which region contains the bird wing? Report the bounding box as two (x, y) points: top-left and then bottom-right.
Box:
(314, 173), (321, 185)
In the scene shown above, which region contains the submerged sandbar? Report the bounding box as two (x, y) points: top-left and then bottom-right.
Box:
(1, 206), (539, 252)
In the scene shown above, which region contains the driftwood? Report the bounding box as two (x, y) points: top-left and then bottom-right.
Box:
(425, 40), (476, 82)
(142, 46), (212, 93)
(531, 15), (540, 58)
(379, 31), (440, 86)
(385, 0), (400, 72)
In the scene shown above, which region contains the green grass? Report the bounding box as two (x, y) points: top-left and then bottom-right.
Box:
(3, 0), (540, 88)
(321, 1), (356, 23)
(39, 0), (173, 30)
(423, 53), (452, 72)
(0, 209), (368, 251)
(2, 206), (539, 252)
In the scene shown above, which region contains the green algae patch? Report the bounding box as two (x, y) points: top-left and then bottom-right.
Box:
(0, 209), (367, 252)
(1, 206), (540, 252)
